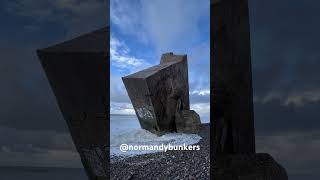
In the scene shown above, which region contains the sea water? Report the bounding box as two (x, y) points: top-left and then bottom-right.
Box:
(110, 114), (208, 157)
(0, 166), (87, 180)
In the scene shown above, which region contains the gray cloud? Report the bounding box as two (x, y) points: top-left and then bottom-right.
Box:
(3, 0), (108, 38)
(140, 0), (209, 53)
(249, 0), (320, 133)
(111, 0), (209, 53)
(0, 126), (81, 167)
(254, 99), (320, 136)
(249, 1), (320, 177)
(256, 132), (320, 176)
(249, 0), (320, 97)
(110, 0), (148, 43)
(0, 126), (76, 152)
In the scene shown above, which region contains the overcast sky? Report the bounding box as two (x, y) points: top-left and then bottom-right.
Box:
(0, 0), (319, 179)
(249, 1), (320, 178)
(110, 0), (210, 118)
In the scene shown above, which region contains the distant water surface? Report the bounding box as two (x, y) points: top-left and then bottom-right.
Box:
(288, 173), (320, 180)
(110, 114), (209, 135)
(0, 166), (87, 180)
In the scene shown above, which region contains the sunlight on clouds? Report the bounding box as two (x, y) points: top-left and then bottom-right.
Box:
(110, 102), (135, 115)
(284, 90), (320, 107)
(141, 0), (209, 53)
(110, 0), (148, 43)
(254, 90), (320, 107)
(111, 0), (209, 52)
(110, 36), (152, 71)
(191, 103), (210, 115)
(190, 89), (210, 96)
(110, 76), (130, 103)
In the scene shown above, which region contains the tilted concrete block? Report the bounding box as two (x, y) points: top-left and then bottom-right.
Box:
(122, 52), (200, 135)
(212, 0), (287, 179)
(37, 27), (109, 180)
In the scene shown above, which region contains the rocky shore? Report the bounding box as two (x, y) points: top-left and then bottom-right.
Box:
(110, 123), (210, 180)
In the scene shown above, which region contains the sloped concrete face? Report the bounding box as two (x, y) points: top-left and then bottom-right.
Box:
(37, 28), (109, 180)
(122, 53), (195, 135)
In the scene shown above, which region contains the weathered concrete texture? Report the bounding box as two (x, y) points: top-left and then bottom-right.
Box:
(175, 110), (201, 134)
(213, 153), (288, 180)
(122, 52), (200, 135)
(160, 52), (186, 64)
(37, 27), (109, 180)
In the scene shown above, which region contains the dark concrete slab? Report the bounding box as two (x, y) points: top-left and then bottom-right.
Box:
(211, 0), (287, 179)
(122, 53), (195, 135)
(212, 0), (255, 154)
(37, 27), (109, 180)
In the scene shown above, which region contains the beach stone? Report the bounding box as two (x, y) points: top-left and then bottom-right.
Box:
(122, 52), (200, 135)
(175, 110), (201, 134)
(110, 124), (210, 179)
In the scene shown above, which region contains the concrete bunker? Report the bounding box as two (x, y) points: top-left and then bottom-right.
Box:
(122, 52), (201, 135)
(37, 28), (109, 180)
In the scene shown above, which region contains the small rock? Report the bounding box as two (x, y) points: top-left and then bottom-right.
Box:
(175, 110), (201, 133)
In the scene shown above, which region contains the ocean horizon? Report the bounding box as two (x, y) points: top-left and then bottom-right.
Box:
(0, 166), (87, 180)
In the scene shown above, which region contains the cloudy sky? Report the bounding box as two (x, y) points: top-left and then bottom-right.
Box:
(0, 0), (319, 179)
(249, 1), (320, 178)
(110, 0), (210, 118)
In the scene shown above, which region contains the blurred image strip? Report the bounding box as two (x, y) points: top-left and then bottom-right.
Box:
(110, 0), (210, 179)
